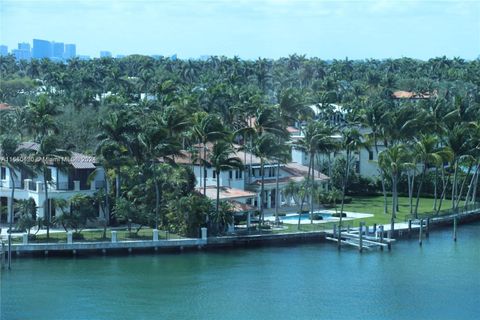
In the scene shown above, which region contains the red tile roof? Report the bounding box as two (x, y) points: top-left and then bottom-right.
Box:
(15, 142), (97, 169)
(392, 90), (437, 99)
(196, 186), (256, 201)
(0, 103), (11, 111)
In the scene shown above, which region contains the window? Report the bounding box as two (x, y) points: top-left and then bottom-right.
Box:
(1, 167), (5, 180)
(229, 170), (233, 179)
(368, 151), (374, 161)
(213, 170), (216, 178)
(235, 170), (243, 179)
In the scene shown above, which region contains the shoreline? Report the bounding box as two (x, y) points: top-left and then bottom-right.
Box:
(2, 210), (479, 260)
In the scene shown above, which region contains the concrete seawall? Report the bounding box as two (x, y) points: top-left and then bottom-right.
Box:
(3, 210), (479, 259)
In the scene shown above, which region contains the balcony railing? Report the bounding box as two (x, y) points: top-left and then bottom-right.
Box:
(28, 180), (37, 191)
(55, 182), (71, 190)
(0, 180), (23, 189)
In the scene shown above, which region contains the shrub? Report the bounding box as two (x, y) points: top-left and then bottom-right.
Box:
(332, 212), (347, 218)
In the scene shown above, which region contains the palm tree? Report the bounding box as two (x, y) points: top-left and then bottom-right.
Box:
(96, 111), (136, 198)
(26, 94), (61, 142)
(338, 128), (364, 219)
(191, 112), (226, 195)
(0, 137), (33, 269)
(379, 144), (408, 233)
(295, 121), (337, 225)
(31, 136), (71, 240)
(412, 135), (451, 217)
(250, 133), (283, 225)
(209, 140), (243, 219)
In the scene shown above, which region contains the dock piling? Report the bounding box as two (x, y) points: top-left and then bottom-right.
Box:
(453, 217), (457, 242)
(408, 219), (412, 237)
(359, 222), (364, 253)
(419, 219), (423, 246)
(426, 218), (430, 238)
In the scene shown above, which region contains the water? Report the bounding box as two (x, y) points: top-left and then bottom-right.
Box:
(281, 211), (333, 221)
(2, 223), (479, 320)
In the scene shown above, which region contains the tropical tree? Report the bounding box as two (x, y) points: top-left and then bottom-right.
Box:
(379, 144), (408, 233)
(30, 135), (71, 239)
(209, 140), (243, 218)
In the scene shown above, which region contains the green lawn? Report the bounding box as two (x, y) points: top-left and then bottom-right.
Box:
(12, 228), (182, 244)
(272, 196), (453, 233)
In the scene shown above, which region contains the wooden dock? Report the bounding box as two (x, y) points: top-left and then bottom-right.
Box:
(325, 223), (395, 252)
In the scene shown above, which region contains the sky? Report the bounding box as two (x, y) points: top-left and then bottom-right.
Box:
(0, 0), (479, 60)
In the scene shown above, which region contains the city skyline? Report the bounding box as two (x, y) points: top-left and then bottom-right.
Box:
(0, 0), (479, 60)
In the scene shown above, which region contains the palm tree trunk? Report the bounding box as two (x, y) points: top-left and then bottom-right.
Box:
(451, 159), (458, 209)
(464, 163), (479, 206)
(275, 161), (280, 224)
(154, 179), (160, 230)
(471, 164), (479, 204)
(260, 160), (265, 225)
(298, 161), (312, 230)
(380, 170), (388, 214)
(414, 164), (427, 218)
(216, 170), (220, 218)
(310, 153), (315, 224)
(8, 174), (15, 269)
(203, 144), (207, 195)
(115, 167), (121, 199)
(391, 173), (397, 234)
(408, 170), (415, 214)
(433, 167), (438, 210)
(339, 152), (350, 221)
(437, 168), (449, 214)
(338, 152), (351, 249)
(43, 169), (50, 240)
(456, 164), (472, 208)
(104, 174), (110, 222)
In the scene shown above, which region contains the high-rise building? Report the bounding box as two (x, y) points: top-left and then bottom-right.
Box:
(0, 45), (8, 56)
(18, 42), (30, 51)
(13, 43), (32, 60)
(52, 42), (65, 60)
(32, 39), (52, 59)
(64, 44), (76, 60)
(12, 49), (31, 60)
(100, 51), (112, 58)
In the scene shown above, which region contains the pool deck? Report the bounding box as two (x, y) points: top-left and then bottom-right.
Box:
(264, 211), (373, 224)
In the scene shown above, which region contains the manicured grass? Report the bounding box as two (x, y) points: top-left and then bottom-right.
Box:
(11, 228), (182, 244)
(271, 196), (454, 233)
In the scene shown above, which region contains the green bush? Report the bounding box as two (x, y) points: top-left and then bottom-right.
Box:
(72, 232), (84, 240)
(332, 212), (347, 218)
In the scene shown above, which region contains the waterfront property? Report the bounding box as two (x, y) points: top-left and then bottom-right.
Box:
(176, 143), (330, 211)
(0, 142), (106, 222)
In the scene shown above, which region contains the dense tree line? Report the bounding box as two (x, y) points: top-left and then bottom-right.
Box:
(1, 54), (479, 238)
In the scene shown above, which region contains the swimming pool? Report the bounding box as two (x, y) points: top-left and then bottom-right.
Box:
(281, 211), (333, 221)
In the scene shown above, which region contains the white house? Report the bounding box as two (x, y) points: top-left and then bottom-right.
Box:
(176, 143), (330, 211)
(0, 142), (106, 222)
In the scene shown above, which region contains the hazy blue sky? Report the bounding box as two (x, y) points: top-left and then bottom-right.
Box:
(1, 0), (479, 60)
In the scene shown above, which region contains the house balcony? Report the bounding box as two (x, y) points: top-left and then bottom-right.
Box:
(1, 179), (105, 193)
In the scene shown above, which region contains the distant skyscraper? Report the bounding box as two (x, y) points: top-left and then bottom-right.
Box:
(52, 42), (65, 60)
(0, 45), (8, 56)
(18, 42), (30, 51)
(64, 44), (76, 60)
(12, 49), (31, 60)
(14, 42), (32, 60)
(100, 51), (112, 58)
(32, 39), (52, 59)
